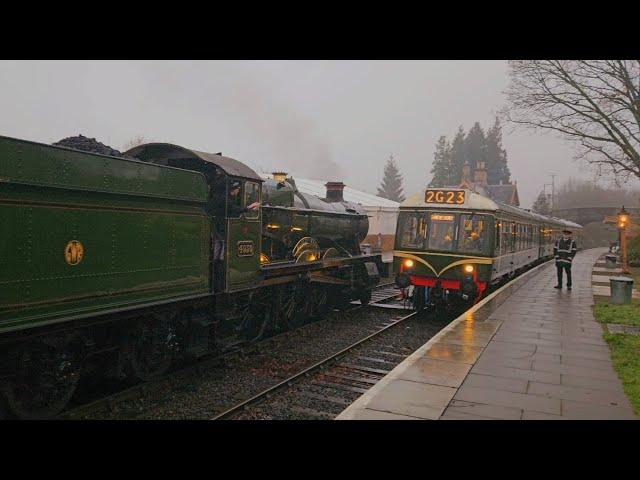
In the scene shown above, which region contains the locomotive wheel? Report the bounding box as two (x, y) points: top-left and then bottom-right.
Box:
(282, 283), (308, 329)
(310, 287), (330, 316)
(125, 316), (176, 382)
(0, 339), (82, 419)
(239, 292), (270, 342)
(359, 289), (372, 306)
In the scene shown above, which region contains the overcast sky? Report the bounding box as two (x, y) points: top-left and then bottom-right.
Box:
(0, 60), (626, 207)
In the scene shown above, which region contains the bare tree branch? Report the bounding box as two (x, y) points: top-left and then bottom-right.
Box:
(503, 60), (640, 183)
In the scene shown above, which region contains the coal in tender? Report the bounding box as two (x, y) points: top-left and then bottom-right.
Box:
(53, 135), (130, 158)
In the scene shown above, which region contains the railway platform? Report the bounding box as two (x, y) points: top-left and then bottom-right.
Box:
(337, 248), (637, 420)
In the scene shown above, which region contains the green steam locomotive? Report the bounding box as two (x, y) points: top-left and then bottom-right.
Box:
(0, 135), (379, 418)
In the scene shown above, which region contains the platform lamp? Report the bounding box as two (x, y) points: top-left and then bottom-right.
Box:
(617, 205), (630, 274)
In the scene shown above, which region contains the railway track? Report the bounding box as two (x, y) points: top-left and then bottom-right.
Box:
(210, 306), (423, 420)
(58, 282), (402, 420)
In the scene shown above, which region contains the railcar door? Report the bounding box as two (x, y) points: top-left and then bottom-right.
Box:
(226, 179), (262, 291)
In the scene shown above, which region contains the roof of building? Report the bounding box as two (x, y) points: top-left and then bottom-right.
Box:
(259, 173), (400, 208)
(485, 183), (519, 206)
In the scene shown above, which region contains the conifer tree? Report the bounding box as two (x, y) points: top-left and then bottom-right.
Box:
(377, 155), (406, 202)
(463, 122), (487, 173)
(531, 191), (551, 215)
(428, 136), (451, 187)
(485, 117), (511, 184)
(448, 126), (467, 184)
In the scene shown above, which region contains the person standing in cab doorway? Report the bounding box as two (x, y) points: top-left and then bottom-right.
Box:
(554, 229), (578, 290)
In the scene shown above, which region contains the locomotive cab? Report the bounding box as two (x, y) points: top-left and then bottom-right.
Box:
(125, 143), (264, 294)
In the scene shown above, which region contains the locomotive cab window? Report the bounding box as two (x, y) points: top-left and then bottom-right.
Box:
(227, 180), (244, 218)
(458, 214), (488, 254)
(243, 181), (260, 219)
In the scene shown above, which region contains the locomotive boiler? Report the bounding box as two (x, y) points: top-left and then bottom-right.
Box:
(260, 173), (369, 264)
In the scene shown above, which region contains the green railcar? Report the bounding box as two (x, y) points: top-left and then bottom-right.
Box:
(393, 187), (583, 310)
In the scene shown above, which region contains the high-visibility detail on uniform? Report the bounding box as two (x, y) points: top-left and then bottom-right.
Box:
(554, 237), (577, 264)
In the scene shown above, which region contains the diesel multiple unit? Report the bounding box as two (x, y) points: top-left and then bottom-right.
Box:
(394, 188), (582, 309)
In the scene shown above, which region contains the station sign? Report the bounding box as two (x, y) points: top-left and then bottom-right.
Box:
(425, 189), (465, 205)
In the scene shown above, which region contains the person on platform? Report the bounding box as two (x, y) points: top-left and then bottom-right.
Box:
(554, 229), (578, 290)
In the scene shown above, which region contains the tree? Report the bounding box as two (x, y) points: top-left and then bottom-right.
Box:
(429, 136), (451, 187)
(531, 191), (551, 215)
(463, 122), (486, 173)
(503, 60), (640, 183)
(485, 116), (511, 184)
(448, 126), (467, 183)
(377, 155), (406, 202)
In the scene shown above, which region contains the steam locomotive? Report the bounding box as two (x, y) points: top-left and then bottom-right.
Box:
(0, 135), (380, 418)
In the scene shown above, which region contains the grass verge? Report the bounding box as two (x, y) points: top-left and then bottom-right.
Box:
(593, 303), (640, 326)
(602, 333), (640, 416)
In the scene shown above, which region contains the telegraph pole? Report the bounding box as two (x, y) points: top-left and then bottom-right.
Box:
(550, 174), (556, 214)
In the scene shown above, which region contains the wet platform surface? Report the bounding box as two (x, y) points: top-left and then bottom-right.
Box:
(337, 248), (637, 420)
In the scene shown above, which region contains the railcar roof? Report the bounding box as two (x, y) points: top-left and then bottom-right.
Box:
(125, 143), (263, 181)
(401, 189), (582, 229)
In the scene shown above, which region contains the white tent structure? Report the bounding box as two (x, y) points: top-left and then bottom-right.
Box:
(260, 174), (399, 258)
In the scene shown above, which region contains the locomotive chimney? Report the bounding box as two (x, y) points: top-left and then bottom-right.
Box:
(272, 171), (288, 183)
(325, 181), (345, 203)
(474, 161), (487, 186)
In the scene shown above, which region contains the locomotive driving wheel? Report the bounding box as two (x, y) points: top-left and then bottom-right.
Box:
(0, 337), (82, 419)
(125, 315), (177, 382)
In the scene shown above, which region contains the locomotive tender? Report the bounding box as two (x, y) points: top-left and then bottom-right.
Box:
(394, 187), (582, 309)
(0, 135), (379, 418)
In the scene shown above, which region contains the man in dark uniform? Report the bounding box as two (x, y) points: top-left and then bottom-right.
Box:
(554, 229), (578, 290)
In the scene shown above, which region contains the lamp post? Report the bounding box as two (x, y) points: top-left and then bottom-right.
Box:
(617, 205), (630, 274)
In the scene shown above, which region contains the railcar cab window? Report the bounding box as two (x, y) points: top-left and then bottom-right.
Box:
(458, 214), (487, 254)
(428, 213), (456, 251)
(226, 180), (261, 219)
(398, 213), (428, 249)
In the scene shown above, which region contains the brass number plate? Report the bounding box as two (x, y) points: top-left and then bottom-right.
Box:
(237, 241), (255, 257)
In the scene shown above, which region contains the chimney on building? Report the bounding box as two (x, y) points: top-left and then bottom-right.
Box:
(325, 181), (345, 202)
(461, 162), (471, 183)
(474, 161), (487, 186)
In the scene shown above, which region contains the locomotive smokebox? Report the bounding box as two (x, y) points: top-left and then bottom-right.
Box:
(325, 181), (345, 202)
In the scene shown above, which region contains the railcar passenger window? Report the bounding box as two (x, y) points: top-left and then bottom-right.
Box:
(459, 214), (488, 254)
(501, 222), (510, 255)
(428, 213), (456, 251)
(398, 213), (428, 249)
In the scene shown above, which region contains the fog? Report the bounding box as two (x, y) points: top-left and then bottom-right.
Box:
(0, 60), (629, 207)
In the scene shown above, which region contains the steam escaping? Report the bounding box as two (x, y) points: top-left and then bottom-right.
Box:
(211, 69), (345, 182)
